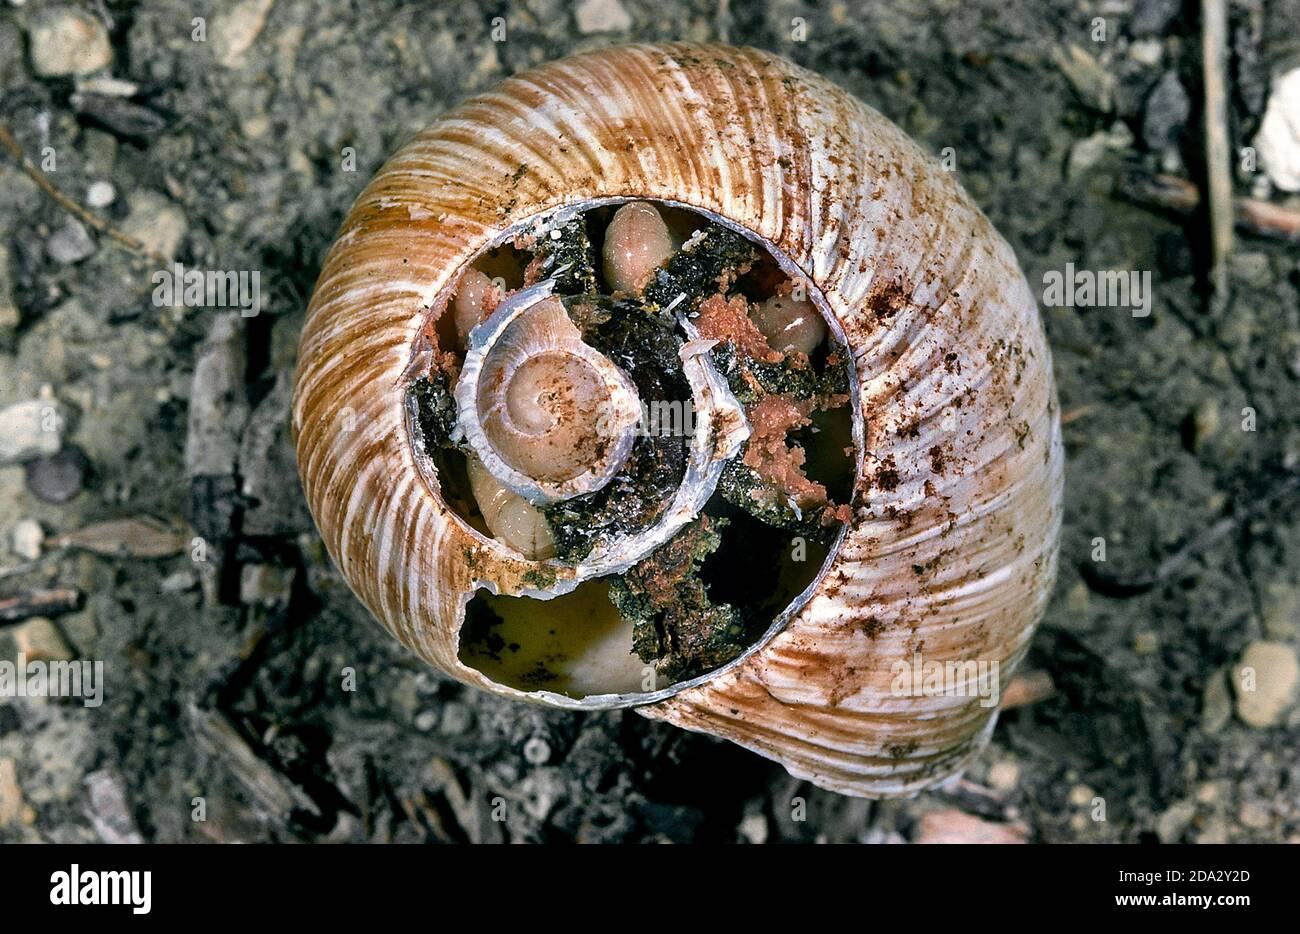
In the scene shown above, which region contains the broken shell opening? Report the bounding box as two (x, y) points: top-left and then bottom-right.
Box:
(406, 198), (861, 703)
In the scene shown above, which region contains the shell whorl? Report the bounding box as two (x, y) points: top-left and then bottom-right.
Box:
(292, 43), (1063, 797)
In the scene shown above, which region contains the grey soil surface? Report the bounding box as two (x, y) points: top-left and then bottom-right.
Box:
(2, 0), (1299, 842)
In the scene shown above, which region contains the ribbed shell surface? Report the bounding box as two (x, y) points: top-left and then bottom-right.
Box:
(292, 43), (1064, 798)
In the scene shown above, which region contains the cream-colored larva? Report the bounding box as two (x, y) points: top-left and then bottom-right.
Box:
(602, 201), (675, 294)
(750, 295), (827, 355)
(465, 454), (556, 560)
(452, 268), (498, 349)
(293, 43), (1063, 798)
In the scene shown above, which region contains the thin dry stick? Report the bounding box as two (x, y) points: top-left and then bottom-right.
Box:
(1001, 670), (1056, 710)
(1117, 171), (1300, 242)
(0, 121), (169, 266)
(1201, 0), (1233, 295)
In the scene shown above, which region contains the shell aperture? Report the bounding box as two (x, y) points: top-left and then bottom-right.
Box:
(412, 200), (855, 692)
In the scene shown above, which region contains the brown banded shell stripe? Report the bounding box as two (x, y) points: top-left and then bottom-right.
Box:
(292, 43), (1063, 795)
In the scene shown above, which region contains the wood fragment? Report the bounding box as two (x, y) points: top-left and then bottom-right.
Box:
(0, 587), (83, 624)
(0, 121), (169, 266)
(1060, 405), (1095, 426)
(0, 555), (57, 581)
(187, 703), (320, 822)
(1001, 669), (1056, 709)
(1117, 171), (1300, 242)
(51, 518), (189, 559)
(1201, 0), (1234, 294)
(937, 778), (1011, 820)
(916, 808), (1027, 844)
(1083, 470), (1300, 596)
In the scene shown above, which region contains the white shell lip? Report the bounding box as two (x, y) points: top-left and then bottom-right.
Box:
(412, 195), (864, 711)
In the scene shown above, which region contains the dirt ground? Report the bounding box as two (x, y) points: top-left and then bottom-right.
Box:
(1, 0), (1298, 843)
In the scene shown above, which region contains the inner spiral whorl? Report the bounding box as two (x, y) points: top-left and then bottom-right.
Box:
(488, 350), (616, 482)
(462, 293), (641, 503)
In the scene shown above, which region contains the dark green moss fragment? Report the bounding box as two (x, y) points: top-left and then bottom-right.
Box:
(608, 516), (750, 683)
(408, 371), (460, 451)
(544, 436), (684, 563)
(521, 565), (558, 590)
(716, 458), (838, 543)
(534, 216), (597, 295)
(710, 342), (849, 404)
(641, 226), (758, 316)
(543, 302), (690, 563)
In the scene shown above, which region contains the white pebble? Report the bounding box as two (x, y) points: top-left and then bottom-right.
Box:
(27, 7), (113, 77)
(575, 0), (632, 34)
(1255, 68), (1300, 192)
(86, 181), (116, 208)
(11, 519), (43, 561)
(1233, 641), (1300, 728)
(0, 400), (62, 465)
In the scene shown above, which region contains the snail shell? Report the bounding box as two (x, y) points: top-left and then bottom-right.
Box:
(292, 43), (1063, 797)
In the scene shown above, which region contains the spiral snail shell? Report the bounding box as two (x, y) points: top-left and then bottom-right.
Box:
(292, 43), (1063, 797)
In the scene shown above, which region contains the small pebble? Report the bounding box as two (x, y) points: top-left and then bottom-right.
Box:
(438, 701), (473, 736)
(85, 181), (116, 208)
(738, 812), (769, 844)
(158, 569), (197, 594)
(121, 191), (188, 262)
(239, 563), (294, 608)
(1068, 784), (1096, 807)
(0, 757), (35, 828)
(1195, 781), (1222, 804)
(1261, 580), (1300, 639)
(1187, 399), (1219, 449)
(1128, 39), (1163, 66)
(1232, 640), (1300, 728)
(1155, 800), (1195, 843)
(24, 445), (89, 503)
(575, 0), (632, 34)
(46, 221), (96, 264)
(83, 770), (144, 844)
(916, 808), (1027, 844)
(0, 400), (62, 465)
(1201, 667), (1232, 734)
(11, 518), (43, 560)
(1254, 68), (1300, 193)
(1142, 70), (1190, 151)
(522, 735), (551, 765)
(212, 0), (276, 68)
(1132, 630), (1159, 654)
(1238, 801), (1271, 830)
(987, 759), (1021, 792)
(413, 709), (438, 732)
(413, 670), (440, 695)
(10, 617), (73, 662)
(27, 6), (112, 77)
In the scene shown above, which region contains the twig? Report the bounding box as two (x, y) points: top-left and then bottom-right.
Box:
(0, 550), (63, 581)
(187, 702), (319, 823)
(1000, 669), (1056, 709)
(1201, 0), (1234, 295)
(0, 121), (168, 266)
(0, 586), (83, 623)
(1060, 405), (1095, 426)
(1118, 171), (1300, 242)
